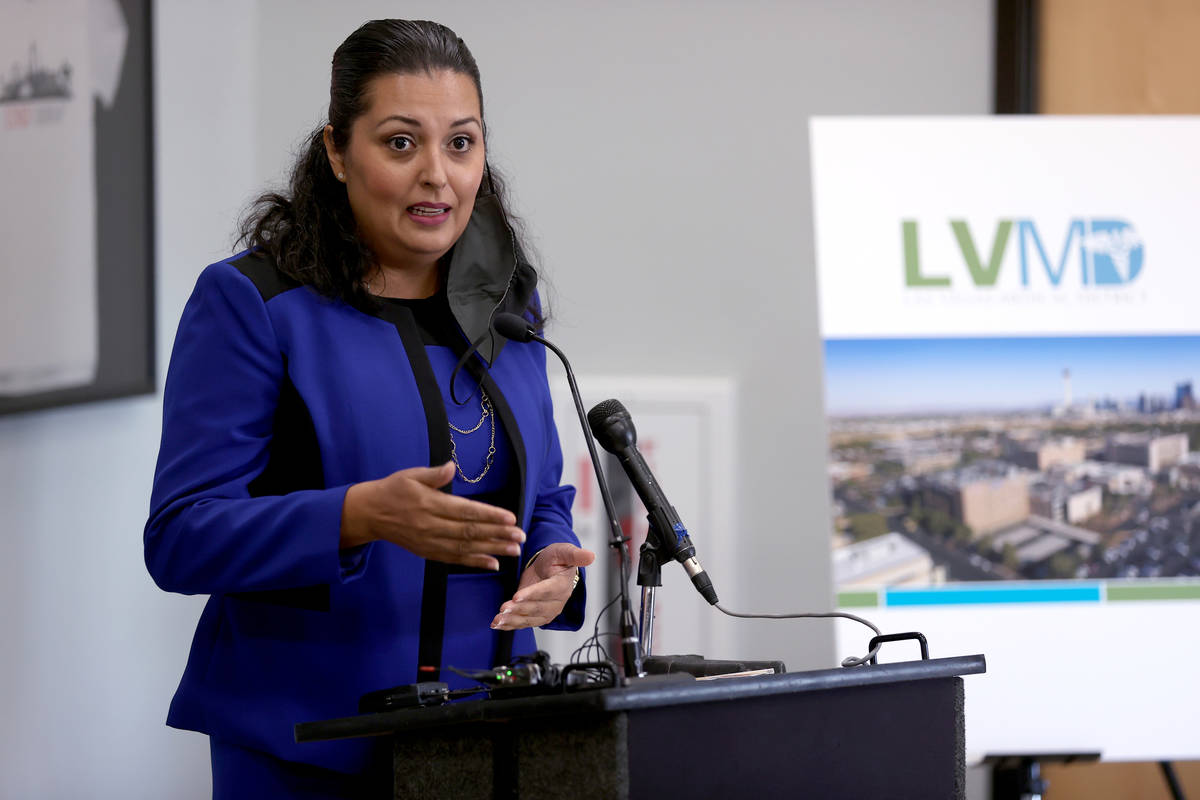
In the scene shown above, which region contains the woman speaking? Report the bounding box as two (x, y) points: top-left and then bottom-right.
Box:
(145, 19), (593, 796)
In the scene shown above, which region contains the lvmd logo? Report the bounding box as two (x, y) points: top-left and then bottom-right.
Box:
(903, 219), (1144, 288)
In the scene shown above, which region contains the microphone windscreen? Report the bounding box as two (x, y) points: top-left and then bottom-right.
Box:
(492, 312), (533, 342)
(587, 398), (629, 436)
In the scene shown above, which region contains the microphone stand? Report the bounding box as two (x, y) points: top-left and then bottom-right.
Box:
(636, 525), (665, 660)
(531, 334), (644, 681)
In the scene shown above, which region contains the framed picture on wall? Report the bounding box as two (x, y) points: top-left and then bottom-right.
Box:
(0, 0), (154, 416)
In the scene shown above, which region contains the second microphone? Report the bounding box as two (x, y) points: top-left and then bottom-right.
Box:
(587, 399), (719, 605)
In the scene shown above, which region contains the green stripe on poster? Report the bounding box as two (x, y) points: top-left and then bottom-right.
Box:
(1106, 583), (1200, 602)
(837, 591), (879, 608)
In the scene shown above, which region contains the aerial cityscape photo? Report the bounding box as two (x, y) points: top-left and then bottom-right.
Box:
(826, 336), (1200, 589)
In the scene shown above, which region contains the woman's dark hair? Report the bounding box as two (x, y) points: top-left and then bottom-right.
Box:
(238, 19), (531, 310)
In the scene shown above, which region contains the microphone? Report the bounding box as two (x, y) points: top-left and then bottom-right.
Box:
(587, 400), (719, 606)
(491, 312), (644, 679)
(492, 312), (534, 343)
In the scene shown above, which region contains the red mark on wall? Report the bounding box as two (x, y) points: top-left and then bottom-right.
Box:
(3, 105), (32, 130)
(577, 456), (592, 512)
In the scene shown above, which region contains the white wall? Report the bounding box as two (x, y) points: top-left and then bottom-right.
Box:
(0, 2), (990, 797)
(0, 2), (259, 797)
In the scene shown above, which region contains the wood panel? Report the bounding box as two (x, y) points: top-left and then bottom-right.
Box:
(1039, 0), (1200, 113)
(1042, 760), (1200, 799)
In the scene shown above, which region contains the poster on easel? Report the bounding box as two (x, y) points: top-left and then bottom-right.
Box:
(812, 117), (1200, 760)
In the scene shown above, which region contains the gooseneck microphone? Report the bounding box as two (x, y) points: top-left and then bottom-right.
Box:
(491, 312), (643, 679)
(587, 400), (719, 606)
(490, 312), (536, 343)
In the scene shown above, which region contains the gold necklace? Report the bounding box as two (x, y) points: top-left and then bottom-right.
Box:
(448, 390), (496, 483)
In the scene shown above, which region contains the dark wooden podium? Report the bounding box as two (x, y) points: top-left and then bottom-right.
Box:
(296, 654), (985, 799)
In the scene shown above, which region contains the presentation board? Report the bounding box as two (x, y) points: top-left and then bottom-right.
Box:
(812, 117), (1200, 761)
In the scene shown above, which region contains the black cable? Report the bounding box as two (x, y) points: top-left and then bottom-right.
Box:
(571, 591), (622, 667)
(446, 665), (498, 688)
(581, 589), (887, 670)
(714, 603), (884, 667)
(1160, 761), (1187, 800)
(573, 617), (616, 665)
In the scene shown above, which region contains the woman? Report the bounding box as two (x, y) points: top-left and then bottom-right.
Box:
(145, 19), (593, 796)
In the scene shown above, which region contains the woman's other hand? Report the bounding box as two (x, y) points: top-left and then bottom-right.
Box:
(340, 462), (525, 571)
(490, 543), (595, 630)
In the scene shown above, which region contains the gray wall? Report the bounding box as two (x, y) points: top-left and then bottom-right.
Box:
(0, 2), (990, 796)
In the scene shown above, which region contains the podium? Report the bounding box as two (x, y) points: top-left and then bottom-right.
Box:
(296, 654), (985, 799)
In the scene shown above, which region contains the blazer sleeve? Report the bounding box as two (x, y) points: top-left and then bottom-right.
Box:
(144, 262), (360, 596)
(520, 341), (587, 631)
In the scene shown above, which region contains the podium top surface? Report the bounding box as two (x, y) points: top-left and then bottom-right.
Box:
(295, 653), (985, 744)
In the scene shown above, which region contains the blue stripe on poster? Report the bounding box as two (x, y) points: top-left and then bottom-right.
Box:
(885, 583), (1102, 606)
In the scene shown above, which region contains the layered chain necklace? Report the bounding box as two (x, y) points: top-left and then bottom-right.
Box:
(448, 390), (496, 483)
(362, 273), (497, 483)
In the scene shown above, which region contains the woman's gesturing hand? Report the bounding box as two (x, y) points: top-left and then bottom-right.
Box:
(491, 542), (595, 630)
(340, 462), (526, 571)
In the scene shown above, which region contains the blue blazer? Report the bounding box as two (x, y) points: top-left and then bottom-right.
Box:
(145, 249), (584, 774)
